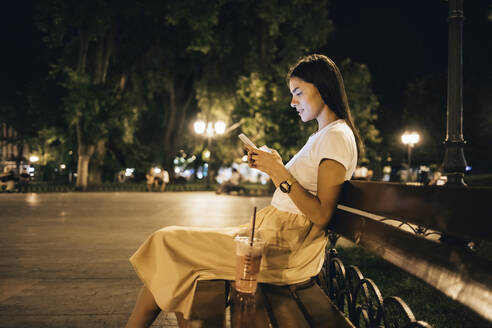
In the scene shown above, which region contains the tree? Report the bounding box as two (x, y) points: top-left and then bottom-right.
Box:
(113, 0), (229, 176)
(340, 59), (381, 167)
(0, 74), (67, 174)
(37, 0), (142, 189)
(31, 0), (386, 187)
(214, 0), (334, 162)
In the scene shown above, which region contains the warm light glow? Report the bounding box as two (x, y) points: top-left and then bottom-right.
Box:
(214, 121), (226, 134)
(30, 155), (39, 163)
(206, 122), (214, 137)
(194, 120), (206, 134)
(203, 150), (211, 160)
(26, 193), (39, 206)
(60, 164), (66, 169)
(195, 120), (227, 136)
(401, 132), (420, 146)
(153, 167), (161, 174)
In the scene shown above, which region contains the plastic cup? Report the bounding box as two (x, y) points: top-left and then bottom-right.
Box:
(234, 235), (266, 293)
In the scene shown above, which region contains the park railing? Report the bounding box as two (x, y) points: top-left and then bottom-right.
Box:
(21, 182), (272, 195)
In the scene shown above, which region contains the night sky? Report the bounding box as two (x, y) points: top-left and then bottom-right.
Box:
(2, 0), (491, 122)
(327, 0), (492, 113)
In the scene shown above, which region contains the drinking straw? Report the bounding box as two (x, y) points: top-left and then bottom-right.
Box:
(250, 206), (257, 247)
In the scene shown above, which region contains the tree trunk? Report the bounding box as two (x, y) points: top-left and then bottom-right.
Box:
(88, 139), (106, 185)
(164, 79), (194, 166)
(101, 28), (116, 83)
(77, 29), (89, 73)
(164, 79), (177, 154)
(176, 90), (193, 139)
(77, 153), (91, 190)
(79, 31), (114, 187)
(75, 122), (95, 190)
(257, 20), (268, 72)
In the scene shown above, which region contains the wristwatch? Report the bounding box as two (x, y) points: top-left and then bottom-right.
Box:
(279, 179), (296, 193)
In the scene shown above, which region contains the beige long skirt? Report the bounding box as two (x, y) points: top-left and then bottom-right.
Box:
(129, 205), (328, 319)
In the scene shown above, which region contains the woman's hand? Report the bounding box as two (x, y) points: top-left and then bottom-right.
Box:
(245, 145), (285, 178)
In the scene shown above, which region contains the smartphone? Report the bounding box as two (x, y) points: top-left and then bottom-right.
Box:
(238, 133), (258, 149)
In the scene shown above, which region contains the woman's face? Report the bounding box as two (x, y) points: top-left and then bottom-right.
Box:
(289, 77), (326, 122)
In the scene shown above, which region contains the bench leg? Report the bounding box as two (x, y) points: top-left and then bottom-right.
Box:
(176, 312), (186, 327)
(183, 280), (228, 327)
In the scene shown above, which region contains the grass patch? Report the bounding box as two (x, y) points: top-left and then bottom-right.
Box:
(464, 173), (492, 186)
(335, 246), (491, 328)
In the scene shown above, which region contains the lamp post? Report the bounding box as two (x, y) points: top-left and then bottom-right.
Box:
(440, 0), (469, 248)
(401, 131), (420, 181)
(194, 120), (226, 188)
(442, 0), (467, 186)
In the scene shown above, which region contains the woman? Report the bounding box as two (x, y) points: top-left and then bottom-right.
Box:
(125, 54), (362, 327)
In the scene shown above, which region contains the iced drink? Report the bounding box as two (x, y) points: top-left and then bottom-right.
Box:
(234, 236), (265, 293)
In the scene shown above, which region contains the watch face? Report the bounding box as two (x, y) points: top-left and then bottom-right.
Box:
(279, 181), (291, 193)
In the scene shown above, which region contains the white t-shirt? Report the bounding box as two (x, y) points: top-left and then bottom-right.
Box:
(230, 171), (241, 185)
(162, 170), (169, 183)
(270, 119), (357, 214)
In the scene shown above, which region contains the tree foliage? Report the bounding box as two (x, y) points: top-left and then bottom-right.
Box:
(221, 0), (335, 161)
(21, 0), (385, 186)
(341, 59), (381, 165)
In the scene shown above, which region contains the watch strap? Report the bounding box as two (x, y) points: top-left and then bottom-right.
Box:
(279, 178), (297, 193)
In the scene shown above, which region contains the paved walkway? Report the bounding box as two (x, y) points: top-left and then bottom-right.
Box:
(0, 192), (271, 327)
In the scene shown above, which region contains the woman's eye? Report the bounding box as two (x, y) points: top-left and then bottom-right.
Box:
(296, 92), (302, 97)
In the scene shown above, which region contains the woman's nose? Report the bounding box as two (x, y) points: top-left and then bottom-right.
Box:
(291, 97), (298, 108)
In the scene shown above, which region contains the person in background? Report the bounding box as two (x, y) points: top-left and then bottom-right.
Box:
(153, 169), (169, 192)
(216, 167), (242, 194)
(145, 169), (154, 192)
(0, 169), (16, 192)
(159, 169), (169, 192)
(19, 168), (30, 193)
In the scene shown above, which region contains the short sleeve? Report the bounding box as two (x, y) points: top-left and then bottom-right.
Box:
(311, 129), (354, 171)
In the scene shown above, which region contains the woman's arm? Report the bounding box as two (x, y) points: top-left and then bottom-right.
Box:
(247, 146), (346, 228)
(288, 159), (345, 227)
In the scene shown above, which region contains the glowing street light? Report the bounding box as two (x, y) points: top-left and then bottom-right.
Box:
(194, 121), (206, 134)
(214, 121), (226, 135)
(401, 131), (420, 180)
(401, 131), (420, 146)
(29, 155), (39, 163)
(194, 120), (226, 137)
(202, 149), (211, 161)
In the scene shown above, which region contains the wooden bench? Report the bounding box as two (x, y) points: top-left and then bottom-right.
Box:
(180, 180), (492, 327)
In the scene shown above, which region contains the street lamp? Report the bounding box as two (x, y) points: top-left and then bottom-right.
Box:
(194, 120), (226, 188)
(401, 131), (420, 181)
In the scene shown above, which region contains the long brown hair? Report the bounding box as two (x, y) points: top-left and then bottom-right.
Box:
(287, 54), (364, 158)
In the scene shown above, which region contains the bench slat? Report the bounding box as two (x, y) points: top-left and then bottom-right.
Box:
(230, 288), (271, 328)
(260, 284), (311, 328)
(291, 281), (355, 328)
(186, 280), (227, 327)
(338, 181), (492, 241)
(330, 210), (492, 322)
